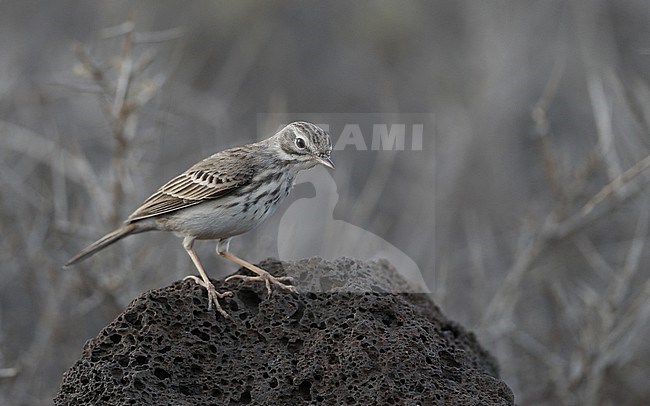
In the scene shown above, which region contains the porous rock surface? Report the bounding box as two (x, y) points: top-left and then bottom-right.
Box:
(55, 257), (514, 405)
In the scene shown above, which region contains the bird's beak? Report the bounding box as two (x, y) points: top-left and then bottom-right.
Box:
(315, 156), (335, 170)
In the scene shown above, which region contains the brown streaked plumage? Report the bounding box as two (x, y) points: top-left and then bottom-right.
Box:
(65, 121), (334, 317)
(127, 152), (255, 222)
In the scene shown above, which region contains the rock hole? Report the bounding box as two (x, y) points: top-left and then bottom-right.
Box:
(153, 368), (170, 380)
(190, 328), (210, 341)
(238, 289), (263, 309)
(297, 380), (312, 401)
(239, 388), (252, 404)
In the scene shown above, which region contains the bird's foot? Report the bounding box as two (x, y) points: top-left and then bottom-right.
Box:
(225, 272), (297, 299)
(184, 275), (233, 318)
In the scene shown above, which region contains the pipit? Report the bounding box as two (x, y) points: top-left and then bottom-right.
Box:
(65, 121), (334, 317)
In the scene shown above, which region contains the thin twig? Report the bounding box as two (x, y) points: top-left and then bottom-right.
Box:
(580, 153), (650, 217)
(1, 120), (110, 217)
(588, 74), (623, 183)
(108, 30), (134, 226)
(134, 27), (185, 44)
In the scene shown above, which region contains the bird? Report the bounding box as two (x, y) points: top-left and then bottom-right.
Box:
(65, 121), (334, 318)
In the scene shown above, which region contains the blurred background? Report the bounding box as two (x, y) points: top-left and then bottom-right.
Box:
(2, 0), (650, 404)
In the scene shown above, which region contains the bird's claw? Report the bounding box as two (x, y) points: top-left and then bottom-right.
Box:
(184, 275), (232, 318)
(226, 273), (297, 298)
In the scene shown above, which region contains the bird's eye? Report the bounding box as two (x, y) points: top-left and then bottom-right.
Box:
(295, 137), (306, 149)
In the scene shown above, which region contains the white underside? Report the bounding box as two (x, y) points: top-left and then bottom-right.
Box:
(155, 172), (295, 240)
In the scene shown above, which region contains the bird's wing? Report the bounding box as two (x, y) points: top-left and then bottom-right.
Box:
(126, 151), (255, 222)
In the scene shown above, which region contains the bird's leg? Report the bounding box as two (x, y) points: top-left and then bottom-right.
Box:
(182, 236), (232, 317)
(219, 239), (297, 298)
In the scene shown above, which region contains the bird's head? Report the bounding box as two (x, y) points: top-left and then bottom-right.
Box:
(274, 121), (334, 170)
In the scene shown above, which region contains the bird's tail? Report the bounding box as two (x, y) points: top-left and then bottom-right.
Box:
(64, 223), (140, 267)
